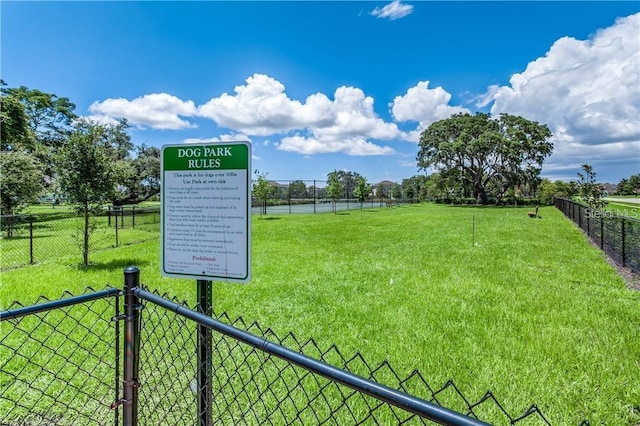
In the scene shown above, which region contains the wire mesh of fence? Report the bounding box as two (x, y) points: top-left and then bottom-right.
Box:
(554, 198), (640, 274)
(136, 288), (588, 426)
(0, 288), (121, 426)
(1, 285), (592, 426)
(0, 208), (160, 270)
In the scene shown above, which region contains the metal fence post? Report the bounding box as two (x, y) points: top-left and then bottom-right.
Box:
(197, 280), (213, 426)
(288, 180), (292, 215)
(29, 216), (34, 265)
(123, 266), (141, 426)
(621, 218), (626, 267)
(115, 212), (120, 248)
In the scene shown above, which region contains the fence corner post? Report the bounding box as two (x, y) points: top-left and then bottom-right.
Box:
(123, 266), (141, 426)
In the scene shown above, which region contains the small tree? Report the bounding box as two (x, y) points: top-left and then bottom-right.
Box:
(325, 170), (344, 213)
(0, 151), (43, 237)
(252, 170), (271, 216)
(391, 183), (402, 200)
(352, 175), (371, 209)
(56, 120), (115, 265)
(577, 164), (604, 209)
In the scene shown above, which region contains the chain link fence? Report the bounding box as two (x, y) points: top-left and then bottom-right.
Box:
(0, 207), (160, 270)
(554, 198), (640, 274)
(1, 271), (590, 425)
(0, 288), (122, 426)
(252, 179), (403, 215)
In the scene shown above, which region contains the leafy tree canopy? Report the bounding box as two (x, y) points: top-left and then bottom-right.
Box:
(352, 175), (371, 205)
(577, 164), (605, 208)
(252, 170), (271, 216)
(289, 180), (308, 198)
(56, 119), (116, 208)
(334, 170), (363, 198)
(417, 112), (553, 204)
(2, 84), (76, 148)
(616, 174), (640, 196)
(0, 82), (34, 152)
(0, 150), (44, 215)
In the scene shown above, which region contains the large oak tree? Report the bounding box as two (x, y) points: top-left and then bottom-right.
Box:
(417, 113), (553, 204)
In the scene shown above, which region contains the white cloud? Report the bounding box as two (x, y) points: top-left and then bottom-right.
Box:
(390, 81), (471, 142)
(88, 93), (198, 130)
(198, 74), (400, 155)
(484, 13), (640, 180)
(87, 73), (400, 156)
(197, 74), (333, 135)
(371, 0), (413, 20)
(183, 133), (251, 144)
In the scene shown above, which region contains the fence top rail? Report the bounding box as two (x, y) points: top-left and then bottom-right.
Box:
(134, 287), (490, 426)
(0, 287), (119, 321)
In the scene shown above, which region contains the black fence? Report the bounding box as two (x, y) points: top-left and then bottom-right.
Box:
(0, 207), (160, 270)
(251, 179), (403, 215)
(0, 267), (587, 426)
(0, 288), (122, 425)
(554, 198), (640, 274)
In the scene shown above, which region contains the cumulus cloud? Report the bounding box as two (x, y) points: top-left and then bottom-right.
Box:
(88, 93), (198, 130)
(371, 0), (413, 20)
(278, 135), (395, 156)
(483, 13), (640, 180)
(391, 81), (470, 142)
(183, 133), (251, 144)
(197, 74), (332, 135)
(197, 74), (400, 155)
(86, 73), (401, 156)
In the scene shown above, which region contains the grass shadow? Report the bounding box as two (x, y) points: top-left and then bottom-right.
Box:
(258, 216), (282, 221)
(73, 258), (151, 272)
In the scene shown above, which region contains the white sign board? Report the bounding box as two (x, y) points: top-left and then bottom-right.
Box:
(161, 142), (251, 282)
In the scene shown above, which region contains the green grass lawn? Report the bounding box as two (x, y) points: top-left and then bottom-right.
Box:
(1, 204), (639, 424)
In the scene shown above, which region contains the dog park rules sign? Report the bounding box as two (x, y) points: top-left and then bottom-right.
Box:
(161, 142), (251, 282)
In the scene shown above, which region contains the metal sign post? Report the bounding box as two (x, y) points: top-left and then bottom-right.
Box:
(197, 279), (213, 426)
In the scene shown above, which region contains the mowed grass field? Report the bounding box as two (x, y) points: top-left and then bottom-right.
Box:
(1, 203), (639, 424)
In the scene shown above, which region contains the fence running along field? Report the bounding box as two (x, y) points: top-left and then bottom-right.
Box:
(554, 198), (640, 274)
(0, 268), (589, 426)
(0, 207), (160, 270)
(251, 179), (403, 215)
(0, 198), (399, 269)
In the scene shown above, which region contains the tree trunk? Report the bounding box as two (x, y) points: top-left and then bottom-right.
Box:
(475, 186), (489, 205)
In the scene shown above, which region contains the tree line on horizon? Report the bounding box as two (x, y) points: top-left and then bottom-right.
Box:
(1, 81), (161, 217)
(2, 82), (636, 233)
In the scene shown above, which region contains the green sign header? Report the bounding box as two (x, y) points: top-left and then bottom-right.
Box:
(162, 144), (249, 171)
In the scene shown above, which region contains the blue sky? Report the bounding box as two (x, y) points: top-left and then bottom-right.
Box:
(3, 1), (639, 184)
